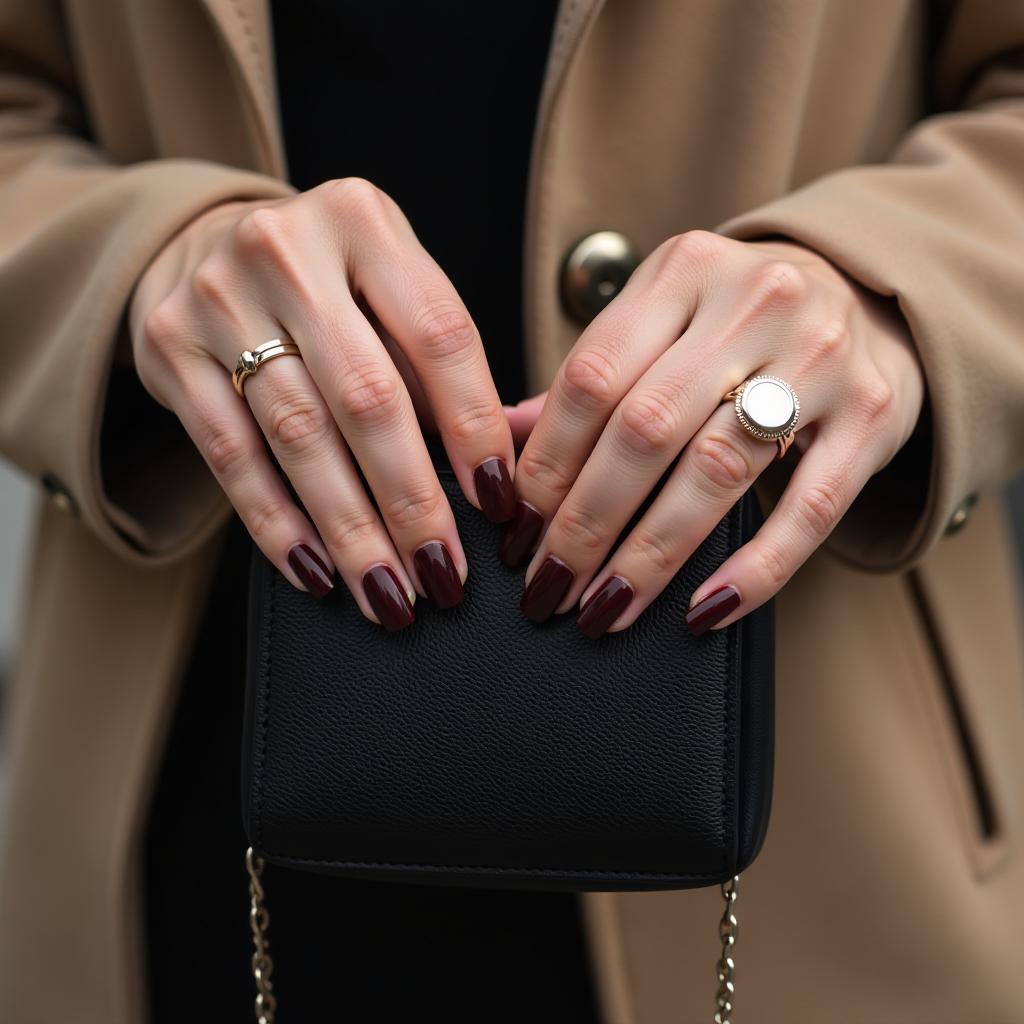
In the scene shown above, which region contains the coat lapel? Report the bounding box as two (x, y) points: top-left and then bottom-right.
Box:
(195, 0), (287, 176)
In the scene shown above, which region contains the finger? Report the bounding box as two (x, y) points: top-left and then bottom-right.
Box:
(169, 355), (339, 600)
(681, 426), (877, 634)
(518, 353), (727, 619)
(517, 240), (830, 618)
(570, 401), (782, 635)
(501, 232), (719, 566)
(241, 351), (423, 628)
(345, 189), (516, 522)
(273, 286), (468, 605)
(518, 301), (795, 621)
(571, 365), (827, 636)
(504, 392), (548, 446)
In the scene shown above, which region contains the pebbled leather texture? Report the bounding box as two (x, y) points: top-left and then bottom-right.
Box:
(241, 462), (774, 891)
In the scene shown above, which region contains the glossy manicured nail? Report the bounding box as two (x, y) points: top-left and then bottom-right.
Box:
(362, 564), (415, 632)
(474, 458), (516, 523)
(287, 543), (334, 598)
(499, 500), (544, 567)
(520, 556), (575, 622)
(413, 541), (464, 609)
(685, 584), (741, 636)
(577, 575), (634, 640)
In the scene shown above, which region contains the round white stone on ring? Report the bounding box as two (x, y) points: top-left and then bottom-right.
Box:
(734, 375), (799, 441)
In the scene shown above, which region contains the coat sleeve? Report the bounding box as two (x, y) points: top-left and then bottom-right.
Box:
(0, 2), (296, 565)
(718, 2), (1024, 572)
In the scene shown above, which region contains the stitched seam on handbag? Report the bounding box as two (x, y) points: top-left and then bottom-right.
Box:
(258, 853), (724, 882)
(253, 564), (274, 851)
(722, 502), (740, 875)
(253, 498), (741, 880)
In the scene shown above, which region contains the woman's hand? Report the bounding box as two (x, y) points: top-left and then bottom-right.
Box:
(129, 178), (516, 630)
(501, 231), (925, 636)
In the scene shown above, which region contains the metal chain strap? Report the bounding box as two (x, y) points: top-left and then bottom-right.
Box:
(714, 875), (740, 1024)
(245, 847), (277, 1024)
(245, 847), (740, 1024)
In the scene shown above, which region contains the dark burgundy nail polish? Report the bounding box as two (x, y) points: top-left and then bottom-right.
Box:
(499, 501), (544, 567)
(287, 543), (334, 599)
(685, 585), (742, 636)
(577, 575), (634, 640)
(362, 564), (415, 632)
(520, 556), (575, 623)
(474, 458), (516, 523)
(413, 541), (464, 609)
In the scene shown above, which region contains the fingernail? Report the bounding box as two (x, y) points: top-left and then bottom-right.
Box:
(685, 584), (742, 636)
(287, 543), (334, 598)
(413, 540), (464, 609)
(362, 564), (415, 631)
(577, 575), (634, 640)
(474, 458), (516, 523)
(499, 500), (544, 567)
(520, 555), (575, 622)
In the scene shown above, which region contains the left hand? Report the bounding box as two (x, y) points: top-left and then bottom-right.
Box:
(501, 231), (925, 636)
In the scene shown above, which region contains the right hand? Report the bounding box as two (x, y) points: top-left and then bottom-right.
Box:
(128, 178), (516, 631)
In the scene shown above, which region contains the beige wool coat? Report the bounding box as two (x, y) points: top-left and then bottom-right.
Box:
(1, 1), (1024, 1021)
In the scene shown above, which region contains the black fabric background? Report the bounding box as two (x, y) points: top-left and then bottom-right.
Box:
(143, 2), (599, 1020)
(272, 0), (567, 406)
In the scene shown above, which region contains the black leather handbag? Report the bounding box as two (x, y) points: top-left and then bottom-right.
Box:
(240, 456), (774, 1020)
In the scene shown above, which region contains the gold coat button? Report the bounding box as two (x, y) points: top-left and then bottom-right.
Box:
(560, 230), (640, 324)
(41, 471), (79, 516)
(944, 492), (978, 536)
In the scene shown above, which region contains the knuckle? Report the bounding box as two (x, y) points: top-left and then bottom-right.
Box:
(516, 445), (575, 495)
(323, 506), (381, 555)
(247, 496), (290, 542)
(141, 298), (186, 360)
(650, 230), (725, 295)
(626, 527), (678, 576)
(689, 431), (756, 492)
(235, 206), (293, 263)
(805, 315), (853, 367)
(447, 400), (505, 443)
(319, 176), (390, 228)
(749, 260), (808, 314)
(852, 373), (896, 430)
(337, 366), (402, 425)
(793, 480), (845, 539)
(560, 347), (619, 412)
(755, 540), (791, 589)
(331, 176), (384, 207)
(556, 503), (607, 552)
(191, 257), (237, 313)
(203, 425), (250, 479)
(383, 484), (446, 530)
(662, 229), (725, 271)
(264, 390), (332, 454)
(617, 386), (681, 457)
(412, 301), (478, 360)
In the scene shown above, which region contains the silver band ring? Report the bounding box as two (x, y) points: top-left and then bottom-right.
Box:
(232, 337), (302, 397)
(723, 374), (800, 459)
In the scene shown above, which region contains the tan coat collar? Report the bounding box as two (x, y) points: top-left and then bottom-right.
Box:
(194, 0), (285, 175)
(195, 0), (604, 179)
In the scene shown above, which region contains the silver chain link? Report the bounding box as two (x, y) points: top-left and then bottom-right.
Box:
(245, 847), (740, 1024)
(245, 847), (278, 1024)
(714, 875), (740, 1024)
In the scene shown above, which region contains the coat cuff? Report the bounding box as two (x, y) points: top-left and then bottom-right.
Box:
(28, 160), (295, 566)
